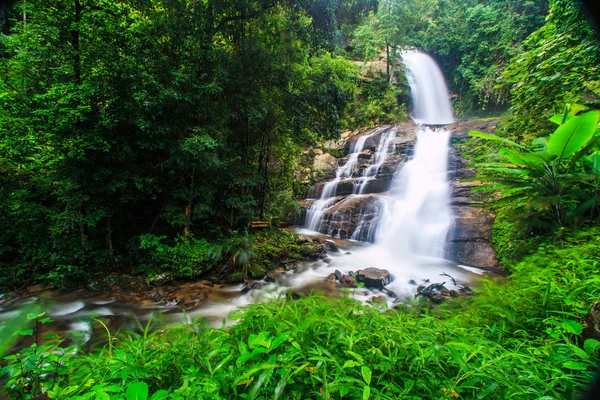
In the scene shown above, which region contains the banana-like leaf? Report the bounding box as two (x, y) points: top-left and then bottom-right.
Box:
(531, 137), (550, 152)
(583, 152), (600, 175)
(568, 136), (600, 169)
(499, 149), (555, 168)
(549, 114), (573, 125)
(547, 111), (600, 159)
(469, 131), (528, 150)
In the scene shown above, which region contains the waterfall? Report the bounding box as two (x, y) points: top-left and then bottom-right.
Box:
(402, 51), (454, 126)
(354, 128), (397, 195)
(375, 51), (454, 257)
(305, 50), (454, 259)
(304, 128), (382, 232)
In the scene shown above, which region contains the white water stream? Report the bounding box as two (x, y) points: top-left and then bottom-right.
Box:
(0, 52), (485, 341)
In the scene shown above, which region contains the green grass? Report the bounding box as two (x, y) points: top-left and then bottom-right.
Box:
(2, 229), (600, 399)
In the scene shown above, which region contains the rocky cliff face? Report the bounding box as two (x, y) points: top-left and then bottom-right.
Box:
(298, 119), (502, 271)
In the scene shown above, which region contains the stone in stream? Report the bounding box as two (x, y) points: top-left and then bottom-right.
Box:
(408, 279), (417, 286)
(149, 273), (173, 286)
(296, 234), (312, 244)
(355, 268), (395, 289)
(282, 260), (299, 271)
(323, 241), (341, 253)
(241, 281), (266, 294)
(266, 268), (286, 283)
(323, 258), (332, 264)
(369, 295), (387, 305)
(339, 274), (357, 288)
(334, 270), (342, 280)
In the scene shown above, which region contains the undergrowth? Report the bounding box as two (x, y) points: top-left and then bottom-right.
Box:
(2, 229), (600, 399)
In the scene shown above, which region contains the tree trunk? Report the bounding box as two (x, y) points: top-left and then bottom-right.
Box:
(259, 134), (272, 220)
(183, 168), (195, 238)
(386, 43), (390, 84)
(105, 212), (113, 257)
(80, 224), (88, 247)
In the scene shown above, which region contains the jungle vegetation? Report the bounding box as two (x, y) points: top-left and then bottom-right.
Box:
(2, 0), (600, 399)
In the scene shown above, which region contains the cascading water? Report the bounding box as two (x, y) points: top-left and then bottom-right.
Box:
(402, 51), (454, 126)
(355, 128), (397, 195)
(305, 128), (383, 232)
(375, 50), (454, 257)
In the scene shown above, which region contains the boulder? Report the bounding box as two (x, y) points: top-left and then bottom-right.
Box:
(149, 273), (172, 286)
(324, 241), (341, 253)
(296, 234), (312, 244)
(447, 206), (498, 270)
(369, 295), (387, 305)
(313, 153), (338, 178)
(339, 274), (357, 288)
(355, 268), (395, 289)
(266, 268), (286, 283)
(587, 298), (600, 340)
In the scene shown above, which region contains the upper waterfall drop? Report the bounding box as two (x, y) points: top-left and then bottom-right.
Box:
(402, 51), (454, 125)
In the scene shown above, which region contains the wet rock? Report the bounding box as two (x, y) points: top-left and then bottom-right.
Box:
(323, 240), (341, 253)
(327, 273), (337, 286)
(346, 252), (352, 255)
(382, 288), (398, 299)
(459, 286), (474, 296)
(86, 280), (108, 292)
(266, 268), (286, 283)
(408, 279), (417, 286)
(450, 290), (459, 298)
(296, 234), (312, 244)
(334, 270), (342, 280)
(241, 281), (266, 294)
(282, 260), (299, 271)
(447, 206), (497, 270)
(149, 273), (172, 286)
(369, 296), (387, 305)
(323, 258), (332, 264)
(356, 268), (395, 289)
(416, 282), (457, 303)
(300, 244), (327, 260)
(586, 298), (600, 340)
(339, 275), (357, 288)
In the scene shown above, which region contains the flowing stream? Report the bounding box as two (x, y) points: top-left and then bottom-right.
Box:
(0, 51), (489, 346)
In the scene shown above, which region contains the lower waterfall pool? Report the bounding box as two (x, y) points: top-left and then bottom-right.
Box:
(0, 227), (492, 351)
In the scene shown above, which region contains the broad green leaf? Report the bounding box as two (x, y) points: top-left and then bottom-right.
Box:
(532, 137), (549, 151)
(126, 382), (149, 400)
(362, 385), (371, 400)
(469, 131), (528, 150)
(343, 360), (361, 369)
(95, 393), (110, 400)
(149, 391), (169, 400)
(584, 339), (600, 355)
(549, 114), (573, 125)
(562, 320), (583, 335)
(562, 361), (588, 371)
(13, 328), (33, 336)
(547, 111), (599, 159)
(27, 312), (45, 320)
(499, 149), (555, 168)
(361, 366), (372, 385)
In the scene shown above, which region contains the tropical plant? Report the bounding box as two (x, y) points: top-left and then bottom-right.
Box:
(470, 106), (600, 226)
